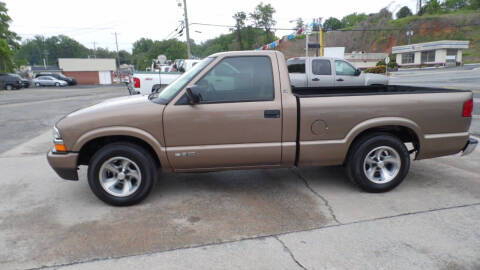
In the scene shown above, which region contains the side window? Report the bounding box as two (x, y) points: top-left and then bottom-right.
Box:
(312, 60), (332, 75)
(335, 60), (356, 76)
(194, 56), (274, 103)
(287, 59), (305, 74)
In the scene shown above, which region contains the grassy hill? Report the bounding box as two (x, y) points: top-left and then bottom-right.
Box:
(278, 10), (480, 63)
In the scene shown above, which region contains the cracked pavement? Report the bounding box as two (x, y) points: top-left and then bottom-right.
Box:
(1, 86), (479, 270)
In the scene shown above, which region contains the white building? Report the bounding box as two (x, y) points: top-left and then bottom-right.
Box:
(392, 40), (469, 67)
(58, 58), (116, 85)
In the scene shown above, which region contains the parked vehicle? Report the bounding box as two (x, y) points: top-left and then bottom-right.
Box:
(33, 76), (68, 87)
(35, 73), (77, 85)
(178, 59), (201, 72)
(132, 71), (181, 95)
(287, 57), (388, 88)
(0, 73), (23, 90)
(47, 50), (476, 206)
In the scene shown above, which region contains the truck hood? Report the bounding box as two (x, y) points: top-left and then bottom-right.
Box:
(57, 94), (166, 149)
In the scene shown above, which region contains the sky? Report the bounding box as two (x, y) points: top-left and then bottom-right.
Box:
(5, 0), (418, 52)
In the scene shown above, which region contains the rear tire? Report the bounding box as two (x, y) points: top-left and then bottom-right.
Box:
(346, 133), (410, 192)
(87, 142), (157, 206)
(5, 85), (12, 90)
(35, 83), (40, 87)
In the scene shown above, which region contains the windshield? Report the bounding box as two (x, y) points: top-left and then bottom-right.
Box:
(150, 57), (214, 104)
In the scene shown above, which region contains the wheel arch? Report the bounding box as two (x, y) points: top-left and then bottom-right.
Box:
(73, 127), (169, 170)
(344, 117), (423, 162)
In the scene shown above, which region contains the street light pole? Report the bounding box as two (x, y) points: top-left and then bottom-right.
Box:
(183, 0), (192, 59)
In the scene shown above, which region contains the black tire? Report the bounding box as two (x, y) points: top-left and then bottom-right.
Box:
(87, 142), (157, 206)
(55, 82), (60, 87)
(35, 83), (40, 87)
(5, 85), (12, 90)
(346, 133), (410, 192)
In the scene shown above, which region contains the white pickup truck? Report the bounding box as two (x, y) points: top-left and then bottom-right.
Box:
(287, 57), (388, 88)
(132, 59), (202, 95)
(132, 72), (181, 95)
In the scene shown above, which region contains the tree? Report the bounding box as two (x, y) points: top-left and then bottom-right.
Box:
(132, 38), (154, 55)
(444, 0), (468, 10)
(15, 35), (89, 66)
(323, 17), (343, 30)
(471, 0), (480, 9)
(341, 13), (367, 28)
(421, 0), (444, 14)
(0, 1), (20, 71)
(233, 11), (247, 49)
(250, 2), (276, 43)
(294, 17), (304, 30)
(396, 6), (413, 18)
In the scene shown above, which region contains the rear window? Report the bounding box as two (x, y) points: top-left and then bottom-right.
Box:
(287, 59), (305, 74)
(312, 59), (331, 75)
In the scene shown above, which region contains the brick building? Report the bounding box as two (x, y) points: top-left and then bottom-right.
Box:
(58, 58), (116, 85)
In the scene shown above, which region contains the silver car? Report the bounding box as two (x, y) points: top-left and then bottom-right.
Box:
(33, 76), (68, 87)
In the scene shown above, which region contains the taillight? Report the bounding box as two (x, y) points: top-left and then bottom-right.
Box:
(133, 77), (140, 88)
(462, 99), (473, 117)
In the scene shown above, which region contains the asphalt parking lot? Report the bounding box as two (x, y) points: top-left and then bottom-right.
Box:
(0, 79), (479, 269)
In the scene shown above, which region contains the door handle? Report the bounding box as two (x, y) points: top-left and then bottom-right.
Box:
(264, 110), (281, 118)
(312, 78), (320, 81)
(336, 78), (344, 82)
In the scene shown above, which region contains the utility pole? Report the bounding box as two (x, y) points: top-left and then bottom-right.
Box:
(93, 41), (97, 58)
(114, 32), (120, 82)
(114, 32), (120, 67)
(182, 0), (192, 59)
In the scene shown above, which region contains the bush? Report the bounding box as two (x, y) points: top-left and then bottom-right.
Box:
(365, 65), (386, 73)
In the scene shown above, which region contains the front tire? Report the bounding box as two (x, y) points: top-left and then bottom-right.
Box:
(55, 82), (60, 87)
(346, 133), (410, 192)
(35, 82), (40, 87)
(5, 85), (12, 90)
(87, 142), (157, 206)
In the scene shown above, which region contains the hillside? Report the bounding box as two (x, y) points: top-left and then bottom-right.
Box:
(278, 10), (480, 63)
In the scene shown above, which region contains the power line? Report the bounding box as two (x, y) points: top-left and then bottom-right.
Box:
(189, 22), (480, 33)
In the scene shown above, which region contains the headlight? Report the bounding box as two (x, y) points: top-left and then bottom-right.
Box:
(53, 126), (62, 139)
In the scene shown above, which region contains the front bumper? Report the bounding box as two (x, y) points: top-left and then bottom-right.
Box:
(462, 137), (478, 156)
(46, 150), (79, 180)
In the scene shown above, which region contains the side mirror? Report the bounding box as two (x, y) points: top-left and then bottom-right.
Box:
(185, 86), (200, 105)
(355, 69), (362, 76)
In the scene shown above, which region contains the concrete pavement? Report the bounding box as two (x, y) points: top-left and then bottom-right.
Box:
(1, 84), (480, 270)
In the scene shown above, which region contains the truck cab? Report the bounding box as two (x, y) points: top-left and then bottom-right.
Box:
(287, 57), (388, 88)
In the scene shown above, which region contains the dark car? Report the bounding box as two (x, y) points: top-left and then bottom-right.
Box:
(11, 74), (31, 88)
(0, 73), (23, 90)
(35, 73), (77, 85)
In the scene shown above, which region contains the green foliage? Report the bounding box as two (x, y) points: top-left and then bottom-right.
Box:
(376, 55), (398, 69)
(396, 6), (413, 18)
(295, 17), (304, 30)
(444, 0), (469, 10)
(341, 13), (368, 28)
(250, 2), (276, 43)
(233, 11), (247, 49)
(0, 39), (13, 71)
(365, 65), (386, 73)
(323, 17), (343, 30)
(132, 38), (154, 55)
(0, 1), (19, 71)
(15, 35), (89, 66)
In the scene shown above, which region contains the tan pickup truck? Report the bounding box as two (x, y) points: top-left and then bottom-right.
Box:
(47, 50), (477, 206)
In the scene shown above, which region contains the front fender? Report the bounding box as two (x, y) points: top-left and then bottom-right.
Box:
(72, 126), (172, 171)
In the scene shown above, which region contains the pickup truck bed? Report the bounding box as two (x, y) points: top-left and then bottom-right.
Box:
(293, 85), (466, 97)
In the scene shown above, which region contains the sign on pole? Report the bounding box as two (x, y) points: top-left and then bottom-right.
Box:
(385, 57), (390, 76)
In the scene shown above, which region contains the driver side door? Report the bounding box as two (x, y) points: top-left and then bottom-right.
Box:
(334, 60), (364, 86)
(163, 55), (282, 171)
